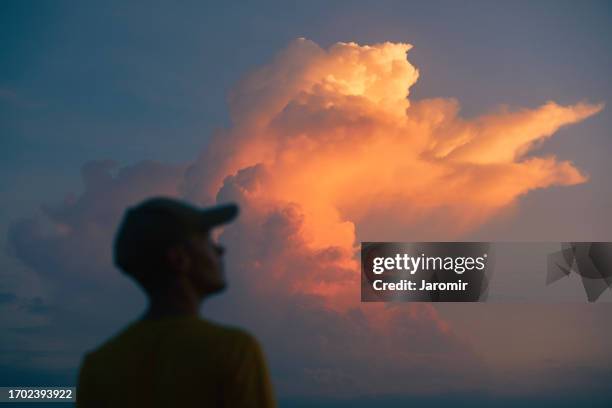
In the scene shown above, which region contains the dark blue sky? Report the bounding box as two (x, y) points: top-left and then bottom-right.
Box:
(2, 0), (611, 215)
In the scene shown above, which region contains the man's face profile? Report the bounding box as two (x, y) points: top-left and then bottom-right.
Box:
(186, 232), (227, 296)
(164, 231), (227, 297)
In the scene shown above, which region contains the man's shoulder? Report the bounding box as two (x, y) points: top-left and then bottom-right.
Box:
(84, 317), (258, 362)
(201, 319), (251, 338)
(81, 320), (142, 364)
(195, 319), (262, 352)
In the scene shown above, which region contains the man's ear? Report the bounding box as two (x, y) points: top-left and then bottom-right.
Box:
(165, 244), (191, 274)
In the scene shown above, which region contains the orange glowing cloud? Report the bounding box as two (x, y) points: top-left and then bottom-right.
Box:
(186, 38), (602, 310)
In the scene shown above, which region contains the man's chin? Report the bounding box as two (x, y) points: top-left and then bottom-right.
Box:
(203, 281), (227, 296)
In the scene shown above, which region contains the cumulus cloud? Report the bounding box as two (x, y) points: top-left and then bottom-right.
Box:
(6, 38), (603, 396)
(185, 37), (601, 306)
(9, 160), (186, 284)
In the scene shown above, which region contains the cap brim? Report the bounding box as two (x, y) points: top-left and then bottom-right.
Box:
(199, 203), (239, 229)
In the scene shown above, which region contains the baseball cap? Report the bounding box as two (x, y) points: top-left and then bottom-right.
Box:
(113, 197), (239, 274)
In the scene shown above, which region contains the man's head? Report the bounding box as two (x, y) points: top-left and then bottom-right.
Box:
(113, 197), (239, 298)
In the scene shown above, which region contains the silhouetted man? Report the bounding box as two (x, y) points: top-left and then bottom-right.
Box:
(76, 197), (275, 407)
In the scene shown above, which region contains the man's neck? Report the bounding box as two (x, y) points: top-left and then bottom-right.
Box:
(142, 282), (202, 320)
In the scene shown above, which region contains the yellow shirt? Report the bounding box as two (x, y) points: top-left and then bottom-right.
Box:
(76, 316), (275, 407)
